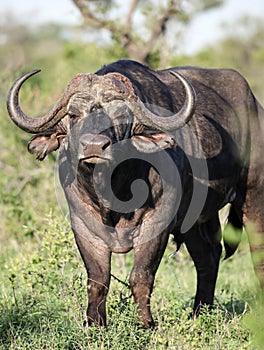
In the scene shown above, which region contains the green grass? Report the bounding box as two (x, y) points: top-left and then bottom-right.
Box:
(0, 213), (263, 349)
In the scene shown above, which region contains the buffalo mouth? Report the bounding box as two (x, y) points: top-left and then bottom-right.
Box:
(79, 155), (111, 164)
(78, 134), (112, 165)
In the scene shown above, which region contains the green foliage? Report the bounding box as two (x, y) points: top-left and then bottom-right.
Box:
(244, 301), (264, 349)
(1, 215), (260, 349)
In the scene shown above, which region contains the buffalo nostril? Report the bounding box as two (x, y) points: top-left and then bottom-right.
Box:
(102, 139), (111, 150)
(80, 134), (111, 158)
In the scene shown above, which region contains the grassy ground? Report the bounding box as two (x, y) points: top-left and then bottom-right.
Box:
(0, 212), (263, 349)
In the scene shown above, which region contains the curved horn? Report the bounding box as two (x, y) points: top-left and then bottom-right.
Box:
(135, 71), (196, 131)
(7, 70), (68, 133)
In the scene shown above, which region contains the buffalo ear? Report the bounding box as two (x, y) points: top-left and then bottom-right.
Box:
(28, 131), (65, 160)
(131, 131), (176, 153)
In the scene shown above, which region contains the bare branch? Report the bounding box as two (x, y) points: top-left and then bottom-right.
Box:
(122, 0), (180, 63)
(140, 0), (179, 60)
(125, 0), (139, 35)
(72, 0), (222, 65)
(72, 0), (119, 35)
(121, 0), (140, 49)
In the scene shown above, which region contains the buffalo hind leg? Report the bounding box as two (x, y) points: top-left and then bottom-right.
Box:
(130, 231), (169, 328)
(243, 186), (264, 290)
(184, 215), (222, 316)
(74, 230), (111, 327)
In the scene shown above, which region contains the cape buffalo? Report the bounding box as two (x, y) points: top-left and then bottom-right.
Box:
(7, 60), (264, 328)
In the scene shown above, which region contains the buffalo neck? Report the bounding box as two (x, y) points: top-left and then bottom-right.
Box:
(76, 157), (157, 228)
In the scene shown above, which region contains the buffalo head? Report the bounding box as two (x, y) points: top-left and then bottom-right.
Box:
(7, 70), (196, 163)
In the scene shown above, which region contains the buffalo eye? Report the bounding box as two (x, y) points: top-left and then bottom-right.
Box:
(68, 111), (80, 125)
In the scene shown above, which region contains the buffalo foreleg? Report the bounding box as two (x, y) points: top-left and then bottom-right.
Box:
(184, 216), (222, 315)
(74, 231), (111, 326)
(130, 232), (169, 328)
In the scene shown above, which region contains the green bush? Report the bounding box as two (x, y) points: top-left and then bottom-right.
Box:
(0, 210), (260, 349)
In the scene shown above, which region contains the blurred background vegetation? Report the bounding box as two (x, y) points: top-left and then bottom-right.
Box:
(0, 0), (264, 348)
